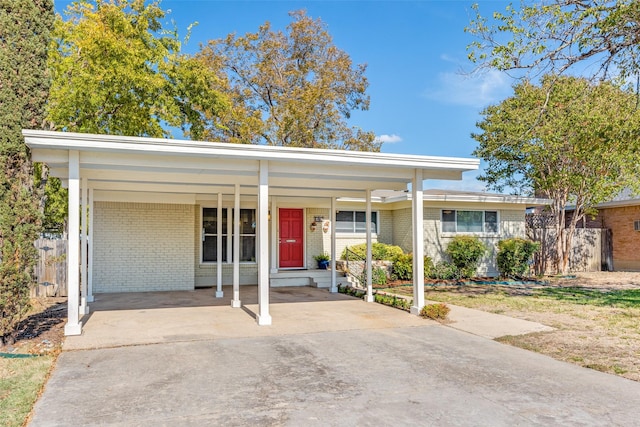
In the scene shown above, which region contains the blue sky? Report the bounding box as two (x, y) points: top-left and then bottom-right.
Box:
(54, 0), (515, 191)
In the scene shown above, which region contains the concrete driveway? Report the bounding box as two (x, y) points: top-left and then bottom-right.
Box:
(30, 287), (640, 426)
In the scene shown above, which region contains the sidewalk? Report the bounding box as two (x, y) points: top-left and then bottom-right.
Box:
(439, 301), (554, 339)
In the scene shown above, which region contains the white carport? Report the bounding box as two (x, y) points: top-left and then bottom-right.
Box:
(23, 130), (479, 335)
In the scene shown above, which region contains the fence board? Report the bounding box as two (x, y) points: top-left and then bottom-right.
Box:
(33, 238), (67, 297)
(526, 227), (604, 274)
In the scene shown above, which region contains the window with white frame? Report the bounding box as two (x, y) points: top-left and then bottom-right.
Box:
(634, 220), (640, 231)
(202, 208), (256, 263)
(336, 210), (378, 233)
(441, 210), (498, 233)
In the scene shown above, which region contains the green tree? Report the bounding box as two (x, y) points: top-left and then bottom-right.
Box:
(466, 1), (640, 81)
(197, 10), (379, 151)
(44, 0), (228, 232)
(48, 0), (226, 138)
(0, 0), (53, 344)
(472, 75), (640, 274)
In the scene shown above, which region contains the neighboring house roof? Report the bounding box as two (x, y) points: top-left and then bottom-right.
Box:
(594, 188), (640, 209)
(340, 189), (550, 206)
(565, 189), (640, 211)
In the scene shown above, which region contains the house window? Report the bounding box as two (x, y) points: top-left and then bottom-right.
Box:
(336, 210), (378, 233)
(634, 220), (640, 231)
(441, 210), (498, 233)
(202, 208), (256, 263)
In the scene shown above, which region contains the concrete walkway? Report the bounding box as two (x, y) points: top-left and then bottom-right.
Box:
(30, 287), (640, 426)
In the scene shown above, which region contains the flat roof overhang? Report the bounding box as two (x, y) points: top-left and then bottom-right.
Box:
(23, 130), (480, 199)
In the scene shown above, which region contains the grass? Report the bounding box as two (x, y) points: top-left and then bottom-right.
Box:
(0, 355), (55, 427)
(538, 287), (640, 308)
(380, 282), (640, 381)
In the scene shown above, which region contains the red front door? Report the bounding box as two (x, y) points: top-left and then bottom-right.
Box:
(279, 208), (304, 268)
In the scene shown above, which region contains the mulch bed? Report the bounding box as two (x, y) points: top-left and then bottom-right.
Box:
(0, 298), (66, 355)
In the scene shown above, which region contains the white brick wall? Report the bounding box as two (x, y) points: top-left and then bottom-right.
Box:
(422, 208), (526, 276)
(93, 202), (195, 292)
(314, 209), (393, 261)
(392, 208), (413, 252)
(308, 208), (329, 267)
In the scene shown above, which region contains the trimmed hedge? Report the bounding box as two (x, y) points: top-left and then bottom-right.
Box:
(496, 238), (540, 278)
(445, 235), (486, 278)
(341, 242), (404, 261)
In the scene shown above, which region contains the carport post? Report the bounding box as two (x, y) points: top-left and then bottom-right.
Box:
(410, 169), (425, 315)
(330, 196), (337, 293)
(257, 160), (272, 325)
(87, 187), (94, 302)
(231, 184), (241, 308)
(270, 196), (277, 274)
(216, 192), (223, 298)
(80, 176), (89, 315)
(365, 189), (374, 302)
(65, 150), (82, 336)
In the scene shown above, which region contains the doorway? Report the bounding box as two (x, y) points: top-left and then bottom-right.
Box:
(279, 208), (304, 268)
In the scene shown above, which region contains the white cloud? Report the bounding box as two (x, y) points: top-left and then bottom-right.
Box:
(424, 69), (513, 109)
(375, 134), (403, 144)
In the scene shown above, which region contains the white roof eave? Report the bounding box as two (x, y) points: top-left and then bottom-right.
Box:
(23, 130), (479, 173)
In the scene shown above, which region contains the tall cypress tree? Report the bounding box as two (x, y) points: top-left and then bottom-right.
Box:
(0, 0), (53, 344)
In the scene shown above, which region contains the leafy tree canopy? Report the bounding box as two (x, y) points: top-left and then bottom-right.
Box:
(47, 0), (227, 138)
(197, 10), (379, 151)
(466, 0), (640, 81)
(473, 75), (640, 272)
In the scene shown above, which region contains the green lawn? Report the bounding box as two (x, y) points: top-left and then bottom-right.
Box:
(538, 287), (640, 308)
(0, 355), (55, 427)
(380, 283), (640, 381)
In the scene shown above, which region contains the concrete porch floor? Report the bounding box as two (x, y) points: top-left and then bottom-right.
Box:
(65, 286), (429, 350)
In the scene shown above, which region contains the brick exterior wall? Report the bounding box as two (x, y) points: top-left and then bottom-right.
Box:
(394, 207), (526, 276)
(392, 208), (413, 253)
(602, 205), (640, 271)
(93, 202), (195, 293)
(312, 208), (393, 262)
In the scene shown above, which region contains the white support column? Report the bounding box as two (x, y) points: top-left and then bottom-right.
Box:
(65, 150), (82, 336)
(270, 196), (278, 274)
(365, 189), (374, 302)
(87, 187), (94, 302)
(79, 176), (89, 315)
(231, 184), (241, 308)
(216, 192), (223, 298)
(411, 169), (425, 315)
(257, 160), (272, 325)
(330, 197), (338, 293)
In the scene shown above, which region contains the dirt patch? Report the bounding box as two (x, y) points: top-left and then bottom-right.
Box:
(0, 297), (66, 356)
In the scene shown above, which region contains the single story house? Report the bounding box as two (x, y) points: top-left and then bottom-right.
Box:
(567, 193), (640, 271)
(331, 189), (549, 276)
(24, 130), (480, 335)
(23, 130), (541, 336)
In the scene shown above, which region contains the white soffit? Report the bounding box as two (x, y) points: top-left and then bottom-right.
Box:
(23, 130), (479, 192)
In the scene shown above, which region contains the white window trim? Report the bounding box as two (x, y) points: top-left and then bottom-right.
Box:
(440, 209), (500, 236)
(200, 206), (257, 265)
(335, 210), (380, 234)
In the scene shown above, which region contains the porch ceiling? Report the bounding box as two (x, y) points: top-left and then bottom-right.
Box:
(24, 130), (479, 198)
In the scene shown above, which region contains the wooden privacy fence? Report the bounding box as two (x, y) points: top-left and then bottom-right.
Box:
(33, 238), (67, 297)
(526, 227), (611, 274)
